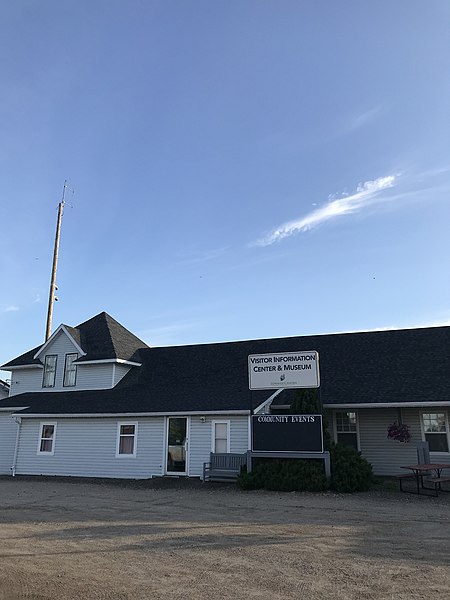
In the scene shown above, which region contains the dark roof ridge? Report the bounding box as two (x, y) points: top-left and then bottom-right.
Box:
(74, 311), (149, 362)
(75, 310), (111, 329)
(138, 323), (450, 352)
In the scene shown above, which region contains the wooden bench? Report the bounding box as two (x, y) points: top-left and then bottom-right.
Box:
(395, 473), (416, 492)
(425, 476), (450, 494)
(397, 473), (450, 496)
(203, 452), (247, 482)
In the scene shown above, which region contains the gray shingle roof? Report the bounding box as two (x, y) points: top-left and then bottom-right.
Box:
(2, 324), (450, 416)
(74, 312), (149, 363)
(1, 312), (149, 369)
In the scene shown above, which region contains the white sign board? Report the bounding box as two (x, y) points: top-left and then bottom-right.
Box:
(248, 351), (320, 390)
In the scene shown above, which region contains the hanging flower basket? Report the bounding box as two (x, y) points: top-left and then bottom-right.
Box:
(387, 422), (411, 443)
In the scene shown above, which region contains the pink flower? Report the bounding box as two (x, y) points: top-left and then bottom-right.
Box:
(387, 422), (411, 443)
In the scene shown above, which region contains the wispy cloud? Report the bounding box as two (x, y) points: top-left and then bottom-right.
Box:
(3, 305), (19, 313)
(345, 105), (385, 133)
(252, 175), (396, 247)
(176, 247), (229, 266)
(415, 164), (450, 181)
(138, 321), (199, 347)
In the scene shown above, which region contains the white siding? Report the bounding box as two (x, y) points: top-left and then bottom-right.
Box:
(13, 414), (249, 480)
(189, 415), (249, 477)
(113, 364), (132, 386)
(9, 368), (43, 396)
(9, 363), (116, 395)
(75, 363), (115, 390)
(9, 363), (115, 395)
(15, 418), (165, 479)
(0, 414), (17, 474)
(328, 407), (450, 476)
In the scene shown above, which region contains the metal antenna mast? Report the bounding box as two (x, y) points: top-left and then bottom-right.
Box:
(45, 181), (68, 341)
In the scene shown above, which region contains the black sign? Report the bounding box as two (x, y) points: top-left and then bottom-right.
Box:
(251, 414), (323, 453)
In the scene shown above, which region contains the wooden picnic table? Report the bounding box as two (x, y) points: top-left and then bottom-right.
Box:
(400, 463), (450, 495)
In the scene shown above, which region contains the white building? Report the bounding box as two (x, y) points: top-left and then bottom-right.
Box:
(1, 312), (449, 478)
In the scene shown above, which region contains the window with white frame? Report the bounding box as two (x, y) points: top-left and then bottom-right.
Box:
(116, 423), (137, 457)
(335, 411), (358, 450)
(38, 423), (56, 454)
(63, 353), (78, 387)
(42, 355), (57, 388)
(422, 413), (449, 453)
(212, 421), (230, 453)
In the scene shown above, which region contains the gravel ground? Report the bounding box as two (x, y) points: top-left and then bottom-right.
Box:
(0, 476), (449, 599)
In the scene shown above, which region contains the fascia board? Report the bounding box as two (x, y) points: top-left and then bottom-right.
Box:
(14, 410), (251, 418)
(74, 359), (141, 366)
(2, 364), (43, 371)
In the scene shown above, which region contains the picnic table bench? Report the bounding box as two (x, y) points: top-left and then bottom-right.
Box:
(203, 452), (248, 482)
(397, 463), (450, 496)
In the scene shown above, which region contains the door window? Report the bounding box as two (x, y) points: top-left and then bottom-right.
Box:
(167, 417), (187, 473)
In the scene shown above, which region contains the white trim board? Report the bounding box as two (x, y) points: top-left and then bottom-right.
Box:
(2, 365), (43, 371)
(13, 410), (251, 418)
(74, 359), (141, 366)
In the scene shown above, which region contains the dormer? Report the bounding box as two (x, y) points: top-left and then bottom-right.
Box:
(1, 312), (149, 396)
(33, 325), (86, 391)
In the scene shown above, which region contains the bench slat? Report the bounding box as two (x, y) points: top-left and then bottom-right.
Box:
(203, 452), (247, 482)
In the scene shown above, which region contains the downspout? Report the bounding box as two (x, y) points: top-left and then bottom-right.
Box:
(11, 416), (22, 477)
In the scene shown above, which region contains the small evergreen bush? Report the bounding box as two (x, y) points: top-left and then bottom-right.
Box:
(237, 445), (374, 494)
(289, 389), (320, 414)
(328, 443), (373, 492)
(237, 458), (328, 492)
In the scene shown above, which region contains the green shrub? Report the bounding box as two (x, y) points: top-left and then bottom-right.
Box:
(237, 458), (328, 492)
(236, 444), (374, 494)
(288, 389), (332, 451)
(289, 389), (320, 414)
(329, 443), (373, 493)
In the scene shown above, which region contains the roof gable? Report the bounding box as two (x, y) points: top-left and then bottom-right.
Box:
(34, 325), (85, 361)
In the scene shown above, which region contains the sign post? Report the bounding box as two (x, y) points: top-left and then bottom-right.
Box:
(247, 350), (330, 477)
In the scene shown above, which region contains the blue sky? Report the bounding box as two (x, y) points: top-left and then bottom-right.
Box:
(1, 1), (450, 377)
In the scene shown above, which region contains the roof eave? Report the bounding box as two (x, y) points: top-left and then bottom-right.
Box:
(12, 409), (251, 418)
(74, 359), (141, 366)
(0, 364), (43, 371)
(324, 401), (450, 408)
